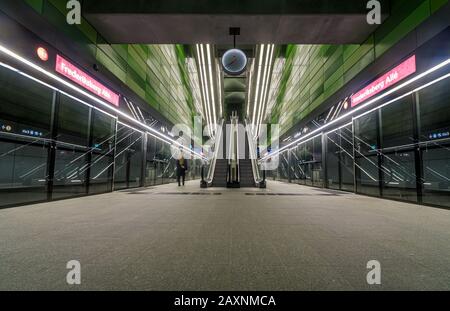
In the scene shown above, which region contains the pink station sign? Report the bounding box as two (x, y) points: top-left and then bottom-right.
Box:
(351, 55), (417, 108)
(55, 55), (120, 107)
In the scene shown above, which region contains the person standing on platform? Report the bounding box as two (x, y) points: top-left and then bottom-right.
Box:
(176, 155), (188, 187)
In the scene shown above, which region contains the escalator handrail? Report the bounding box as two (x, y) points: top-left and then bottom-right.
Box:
(244, 118), (262, 184)
(206, 119), (224, 185)
(229, 113), (240, 183)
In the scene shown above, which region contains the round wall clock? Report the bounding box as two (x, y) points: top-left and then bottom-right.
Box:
(222, 49), (248, 75)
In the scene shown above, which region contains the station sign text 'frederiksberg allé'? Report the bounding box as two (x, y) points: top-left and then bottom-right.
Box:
(55, 55), (120, 107)
(351, 55), (417, 107)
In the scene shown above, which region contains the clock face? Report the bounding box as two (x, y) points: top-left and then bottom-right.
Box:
(222, 49), (247, 75)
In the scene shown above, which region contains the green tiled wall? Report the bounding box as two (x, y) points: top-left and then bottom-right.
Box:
(23, 0), (195, 127)
(271, 0), (448, 136)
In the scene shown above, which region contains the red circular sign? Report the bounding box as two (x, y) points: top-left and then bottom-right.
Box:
(37, 47), (49, 61)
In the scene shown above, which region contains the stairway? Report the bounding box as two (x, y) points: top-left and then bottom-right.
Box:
(239, 159), (255, 187)
(211, 159), (228, 187)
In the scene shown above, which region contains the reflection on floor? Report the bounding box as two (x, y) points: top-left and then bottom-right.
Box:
(1, 180), (450, 290)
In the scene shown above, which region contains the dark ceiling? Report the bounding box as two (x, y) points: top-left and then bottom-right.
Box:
(82, 0), (390, 44)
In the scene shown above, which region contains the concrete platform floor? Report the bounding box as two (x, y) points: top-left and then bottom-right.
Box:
(1, 180), (450, 291)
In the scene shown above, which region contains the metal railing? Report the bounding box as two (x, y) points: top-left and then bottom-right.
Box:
(244, 118), (263, 186)
(204, 119), (224, 186)
(227, 112), (240, 186)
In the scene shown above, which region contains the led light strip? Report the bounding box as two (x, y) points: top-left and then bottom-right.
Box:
(196, 44), (219, 138)
(246, 60), (255, 117)
(197, 44), (213, 136)
(217, 62), (223, 117)
(255, 45), (271, 137)
(252, 44), (265, 132)
(207, 44), (217, 127)
(257, 44), (275, 137)
(0, 43), (206, 160)
(261, 57), (450, 161)
(201, 44), (213, 135)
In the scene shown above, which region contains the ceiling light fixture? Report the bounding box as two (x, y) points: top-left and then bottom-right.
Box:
(246, 60), (255, 117)
(217, 62), (223, 117)
(252, 44), (265, 132)
(207, 44), (217, 127)
(257, 44), (275, 137)
(197, 44), (213, 137)
(255, 45), (271, 138)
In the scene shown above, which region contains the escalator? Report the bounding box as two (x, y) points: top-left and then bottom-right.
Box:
(211, 159), (228, 187)
(237, 118), (257, 187)
(203, 115), (264, 188)
(239, 159), (255, 187)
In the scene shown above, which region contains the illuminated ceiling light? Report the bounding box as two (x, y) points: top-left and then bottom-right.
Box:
(255, 44), (275, 137)
(261, 58), (450, 160)
(0, 44), (206, 160)
(207, 44), (217, 126)
(197, 44), (213, 136)
(255, 45), (271, 137)
(195, 45), (207, 121)
(252, 44), (265, 131)
(257, 44), (275, 136)
(217, 62), (223, 117)
(187, 57), (204, 118)
(200, 44), (214, 138)
(246, 60), (255, 117)
(36, 47), (49, 62)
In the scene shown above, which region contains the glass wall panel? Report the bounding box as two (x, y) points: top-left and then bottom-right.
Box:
(114, 123), (143, 190)
(355, 155), (380, 196)
(279, 152), (290, 182)
(419, 79), (450, 142)
(355, 112), (380, 196)
(326, 131), (340, 189)
(298, 145), (306, 185)
(340, 125), (355, 192)
(52, 95), (90, 199)
(128, 131), (144, 188)
(304, 140), (313, 186)
(380, 96), (417, 202)
(382, 151), (417, 202)
(422, 145), (450, 207)
(289, 147), (296, 183)
(52, 147), (87, 199)
(419, 79), (450, 207)
(381, 97), (415, 148)
(0, 140), (49, 207)
(57, 95), (90, 147)
(154, 139), (164, 185)
(291, 146), (301, 184)
(0, 65), (53, 139)
(0, 65), (52, 207)
(145, 135), (157, 186)
(312, 136), (323, 187)
(355, 112), (379, 156)
(89, 110), (116, 194)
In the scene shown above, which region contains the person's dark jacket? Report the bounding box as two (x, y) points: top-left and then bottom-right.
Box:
(176, 159), (188, 176)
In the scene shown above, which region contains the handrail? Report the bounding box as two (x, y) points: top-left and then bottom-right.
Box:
(206, 119), (224, 184)
(245, 118), (262, 184)
(228, 112), (240, 184)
